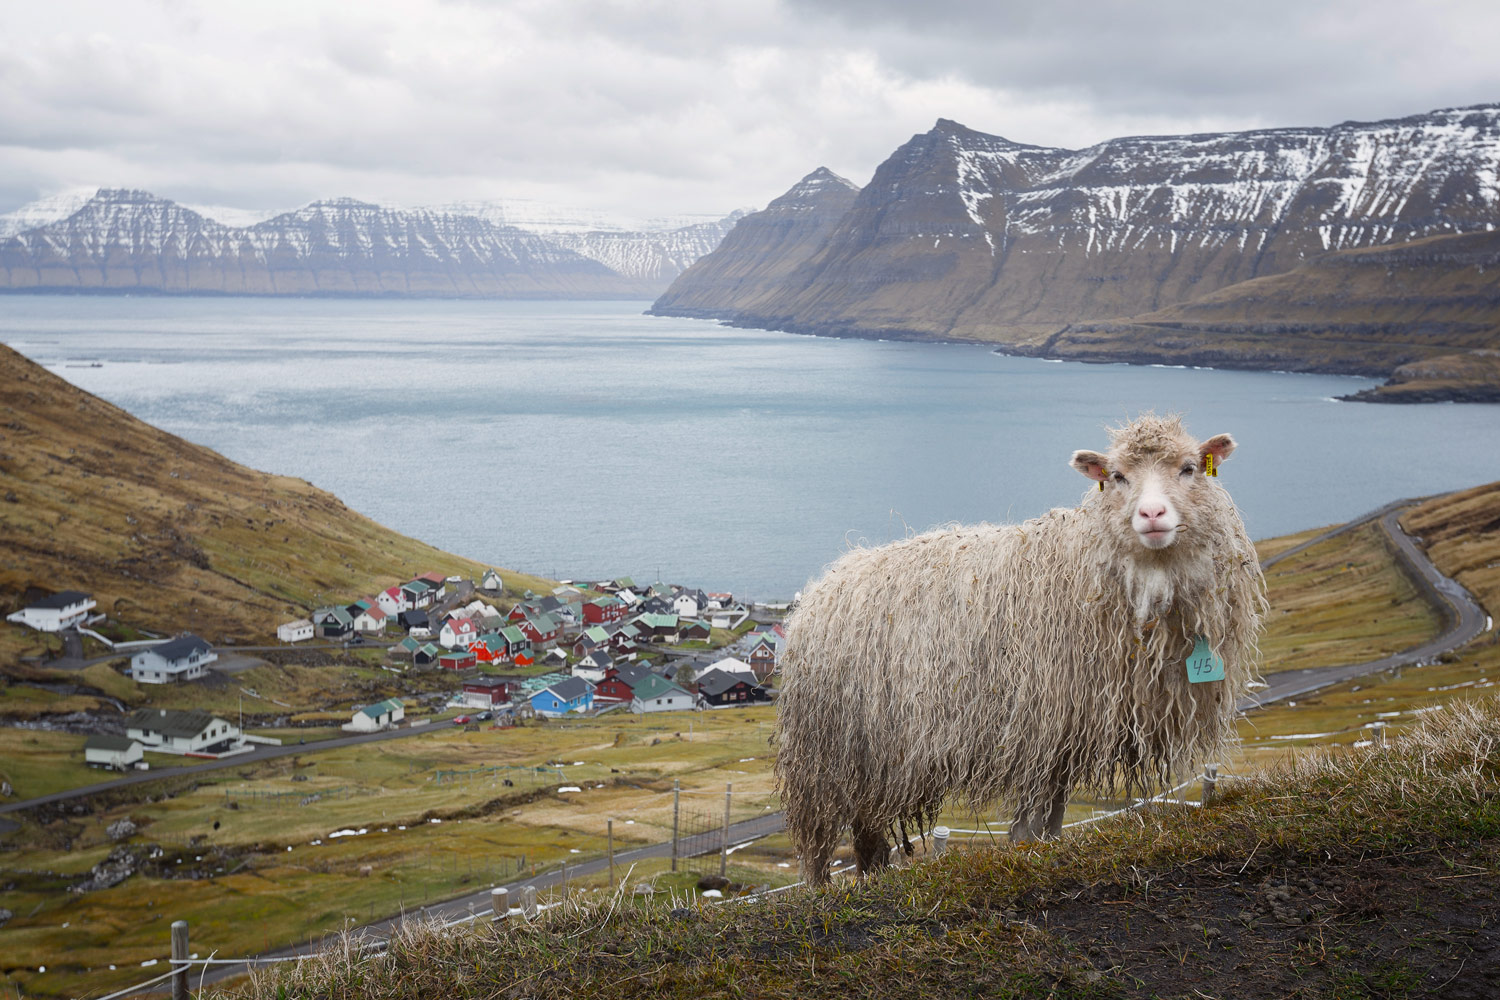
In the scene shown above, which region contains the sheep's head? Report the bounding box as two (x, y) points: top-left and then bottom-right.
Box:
(1070, 415), (1236, 552)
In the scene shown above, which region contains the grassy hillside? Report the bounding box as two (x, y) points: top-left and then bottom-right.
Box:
(237, 698), (1500, 1000)
(0, 343), (554, 661)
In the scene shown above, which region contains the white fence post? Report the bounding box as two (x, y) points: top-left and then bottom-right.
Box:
(932, 825), (950, 856)
(490, 887), (509, 920)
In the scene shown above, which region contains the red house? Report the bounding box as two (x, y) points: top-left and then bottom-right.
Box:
(583, 596), (627, 624)
(594, 664), (651, 703)
(438, 649), (477, 670)
(516, 612), (562, 648)
(461, 675), (510, 708)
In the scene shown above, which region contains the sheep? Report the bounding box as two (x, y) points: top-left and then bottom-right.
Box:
(772, 414), (1265, 885)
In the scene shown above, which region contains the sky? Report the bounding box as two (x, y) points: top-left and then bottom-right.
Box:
(3, 0), (1498, 222)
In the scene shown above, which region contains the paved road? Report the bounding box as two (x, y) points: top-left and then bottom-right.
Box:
(1240, 500), (1490, 710)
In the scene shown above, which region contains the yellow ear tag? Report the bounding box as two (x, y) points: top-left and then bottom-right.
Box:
(1098, 476), (1105, 492)
(1205, 453), (1216, 477)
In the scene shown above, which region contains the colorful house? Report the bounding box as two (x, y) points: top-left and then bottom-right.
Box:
(461, 675), (510, 709)
(377, 584), (410, 616)
(583, 595), (627, 625)
(353, 604), (388, 633)
(440, 616), (480, 650)
(530, 676), (594, 717)
(516, 612), (563, 648)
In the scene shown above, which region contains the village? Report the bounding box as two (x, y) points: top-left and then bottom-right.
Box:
(4, 570), (785, 773)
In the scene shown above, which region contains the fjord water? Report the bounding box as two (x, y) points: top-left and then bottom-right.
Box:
(4, 297), (1498, 598)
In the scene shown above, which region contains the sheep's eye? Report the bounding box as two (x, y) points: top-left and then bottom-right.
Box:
(1111, 472), (1127, 485)
(1180, 464), (1195, 477)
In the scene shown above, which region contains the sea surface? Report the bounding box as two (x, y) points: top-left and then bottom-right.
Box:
(4, 296), (1499, 599)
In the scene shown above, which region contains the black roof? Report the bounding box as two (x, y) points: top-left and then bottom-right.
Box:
(464, 675), (509, 689)
(582, 650), (613, 668)
(609, 664), (653, 687)
(127, 708), (221, 739)
(31, 590), (91, 610)
(145, 633), (212, 662)
(544, 676), (592, 701)
(695, 667), (760, 697)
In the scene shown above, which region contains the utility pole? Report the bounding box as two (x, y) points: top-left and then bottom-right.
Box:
(719, 782), (733, 878)
(670, 779), (680, 872)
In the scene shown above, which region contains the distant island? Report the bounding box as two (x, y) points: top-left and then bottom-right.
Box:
(0, 190), (743, 299)
(652, 104), (1500, 403)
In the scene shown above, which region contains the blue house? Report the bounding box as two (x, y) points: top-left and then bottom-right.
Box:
(530, 676), (595, 717)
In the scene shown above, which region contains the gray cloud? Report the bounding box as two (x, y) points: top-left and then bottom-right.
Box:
(2, 0), (1496, 220)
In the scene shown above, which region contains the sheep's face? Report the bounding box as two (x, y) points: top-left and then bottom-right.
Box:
(1070, 420), (1236, 553)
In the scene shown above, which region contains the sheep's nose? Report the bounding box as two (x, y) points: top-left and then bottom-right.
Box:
(1138, 501), (1167, 521)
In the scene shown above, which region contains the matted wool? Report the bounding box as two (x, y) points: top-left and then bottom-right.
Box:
(774, 415), (1266, 884)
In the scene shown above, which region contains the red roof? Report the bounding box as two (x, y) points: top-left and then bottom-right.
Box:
(419, 571), (446, 584)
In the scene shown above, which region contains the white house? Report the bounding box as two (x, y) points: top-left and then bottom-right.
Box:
(481, 568), (504, 591)
(630, 674), (695, 714)
(440, 616), (480, 650)
(126, 708), (240, 754)
(376, 585), (410, 617)
(343, 697), (405, 733)
(6, 590), (96, 632)
(672, 593), (702, 618)
(277, 619), (314, 643)
(84, 734), (143, 770)
(130, 634), (217, 684)
(353, 605), (388, 633)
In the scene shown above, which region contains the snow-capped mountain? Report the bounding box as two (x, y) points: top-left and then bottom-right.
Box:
(0, 189), (665, 297)
(0, 188), (98, 240)
(652, 104), (1500, 344)
(430, 199), (750, 281)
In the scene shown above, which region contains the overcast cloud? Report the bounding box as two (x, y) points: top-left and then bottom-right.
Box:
(2, 0), (1496, 220)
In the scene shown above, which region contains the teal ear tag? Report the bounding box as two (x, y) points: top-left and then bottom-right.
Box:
(1186, 635), (1225, 683)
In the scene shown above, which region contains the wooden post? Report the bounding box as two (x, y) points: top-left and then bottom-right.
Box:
(931, 826), (950, 857)
(561, 863), (569, 906)
(719, 782), (732, 877)
(1371, 721), (1387, 748)
(521, 885), (537, 917)
(491, 886), (509, 920)
(607, 819), (615, 889)
(170, 920), (189, 1000)
(1202, 763), (1219, 806)
(670, 779), (681, 872)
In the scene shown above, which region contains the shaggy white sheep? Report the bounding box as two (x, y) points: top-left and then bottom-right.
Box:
(773, 414), (1265, 885)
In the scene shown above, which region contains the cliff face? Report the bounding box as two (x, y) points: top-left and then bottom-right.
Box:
(649, 167), (861, 319)
(654, 105), (1500, 345)
(0, 190), (665, 298)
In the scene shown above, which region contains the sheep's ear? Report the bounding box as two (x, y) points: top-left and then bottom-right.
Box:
(1199, 433), (1236, 473)
(1070, 449), (1110, 482)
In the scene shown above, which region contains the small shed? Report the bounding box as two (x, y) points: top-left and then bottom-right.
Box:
(84, 734), (143, 770)
(481, 568), (504, 591)
(277, 619), (314, 643)
(344, 697), (405, 733)
(438, 648), (477, 670)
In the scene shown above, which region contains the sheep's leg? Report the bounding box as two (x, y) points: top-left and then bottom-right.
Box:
(1042, 784), (1071, 839)
(1009, 801), (1043, 843)
(799, 822), (839, 887)
(851, 817), (890, 877)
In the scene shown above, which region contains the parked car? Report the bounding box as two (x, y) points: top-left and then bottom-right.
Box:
(453, 715), (472, 725)
(476, 711), (492, 721)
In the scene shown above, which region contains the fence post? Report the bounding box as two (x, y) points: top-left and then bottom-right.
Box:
(607, 819), (615, 889)
(932, 826), (950, 857)
(521, 885), (537, 917)
(719, 782), (733, 878)
(491, 887), (508, 920)
(170, 920), (189, 1000)
(671, 779), (681, 872)
(1202, 763), (1219, 806)
(1371, 721), (1387, 748)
